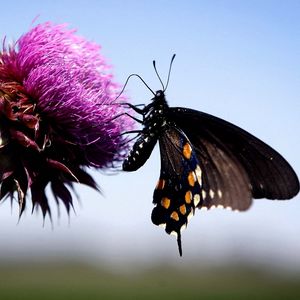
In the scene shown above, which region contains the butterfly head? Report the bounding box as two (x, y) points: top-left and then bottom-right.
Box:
(155, 90), (164, 98)
(150, 90), (168, 107)
(152, 90), (164, 99)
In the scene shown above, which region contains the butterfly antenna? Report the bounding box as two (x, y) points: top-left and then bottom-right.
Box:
(164, 54), (176, 92)
(153, 59), (165, 91)
(116, 73), (155, 101)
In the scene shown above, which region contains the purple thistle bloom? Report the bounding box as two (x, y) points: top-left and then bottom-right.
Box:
(0, 22), (132, 217)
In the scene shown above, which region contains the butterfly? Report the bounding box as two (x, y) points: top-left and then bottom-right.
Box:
(122, 55), (300, 256)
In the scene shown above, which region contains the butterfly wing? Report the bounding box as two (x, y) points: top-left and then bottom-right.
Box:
(190, 135), (253, 211)
(151, 124), (219, 255)
(168, 108), (299, 208)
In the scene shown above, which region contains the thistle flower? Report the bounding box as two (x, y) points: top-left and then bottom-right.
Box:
(0, 22), (132, 218)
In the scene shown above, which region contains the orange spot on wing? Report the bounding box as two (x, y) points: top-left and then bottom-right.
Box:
(179, 204), (187, 215)
(170, 211), (179, 221)
(156, 179), (165, 190)
(185, 191), (192, 204)
(188, 171), (196, 187)
(183, 143), (192, 159)
(161, 197), (171, 209)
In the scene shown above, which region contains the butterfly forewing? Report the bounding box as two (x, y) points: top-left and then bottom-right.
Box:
(194, 137), (252, 211)
(168, 108), (300, 201)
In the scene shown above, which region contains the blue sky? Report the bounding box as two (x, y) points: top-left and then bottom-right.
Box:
(0, 0), (299, 269)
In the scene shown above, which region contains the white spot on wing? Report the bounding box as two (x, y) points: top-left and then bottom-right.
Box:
(170, 231), (178, 237)
(193, 194), (200, 207)
(159, 223), (166, 228)
(180, 224), (187, 232)
(209, 189), (215, 198)
(195, 165), (202, 186)
(202, 190), (206, 200)
(187, 211), (194, 221)
(217, 189), (222, 198)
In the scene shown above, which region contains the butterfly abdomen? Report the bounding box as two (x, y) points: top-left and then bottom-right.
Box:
(123, 91), (169, 172)
(123, 134), (157, 171)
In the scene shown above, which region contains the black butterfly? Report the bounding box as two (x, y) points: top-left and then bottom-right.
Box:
(122, 55), (299, 256)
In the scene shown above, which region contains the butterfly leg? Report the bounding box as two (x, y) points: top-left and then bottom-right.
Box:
(118, 134), (141, 147)
(119, 102), (145, 109)
(120, 130), (142, 136)
(119, 103), (145, 115)
(108, 112), (144, 124)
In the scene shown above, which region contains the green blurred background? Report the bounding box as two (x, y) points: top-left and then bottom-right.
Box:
(1, 262), (300, 299)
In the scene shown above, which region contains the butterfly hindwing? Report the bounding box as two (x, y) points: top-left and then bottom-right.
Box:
(151, 125), (202, 254)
